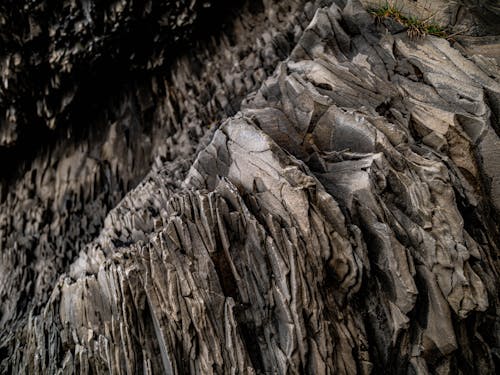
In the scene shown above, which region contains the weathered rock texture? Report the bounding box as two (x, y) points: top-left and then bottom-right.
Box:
(1, 0), (499, 374)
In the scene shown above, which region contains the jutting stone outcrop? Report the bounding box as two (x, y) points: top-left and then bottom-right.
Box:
(0, 1), (499, 374)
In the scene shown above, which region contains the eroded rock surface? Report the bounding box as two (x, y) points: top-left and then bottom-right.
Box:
(1, 0), (499, 374)
(0, 0), (315, 333)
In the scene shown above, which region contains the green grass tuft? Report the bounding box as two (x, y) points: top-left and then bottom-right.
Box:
(368, 1), (448, 40)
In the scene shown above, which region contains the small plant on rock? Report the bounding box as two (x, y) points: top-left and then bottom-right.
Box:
(369, 1), (448, 39)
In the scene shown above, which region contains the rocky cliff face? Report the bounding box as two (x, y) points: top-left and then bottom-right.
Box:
(0, 1), (499, 374)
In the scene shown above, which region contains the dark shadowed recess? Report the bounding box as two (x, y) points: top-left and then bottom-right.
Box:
(0, 0), (258, 198)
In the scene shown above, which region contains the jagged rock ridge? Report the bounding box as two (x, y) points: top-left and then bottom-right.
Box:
(1, 0), (500, 374)
(0, 0), (315, 331)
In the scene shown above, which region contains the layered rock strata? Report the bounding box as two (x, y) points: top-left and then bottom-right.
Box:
(1, 1), (499, 374)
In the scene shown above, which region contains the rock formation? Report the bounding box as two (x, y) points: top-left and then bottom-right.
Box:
(0, 0), (499, 374)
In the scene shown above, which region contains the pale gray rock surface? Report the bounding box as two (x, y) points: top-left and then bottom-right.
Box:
(1, 0), (499, 374)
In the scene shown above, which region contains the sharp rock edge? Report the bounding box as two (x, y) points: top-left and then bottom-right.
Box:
(1, 1), (500, 374)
